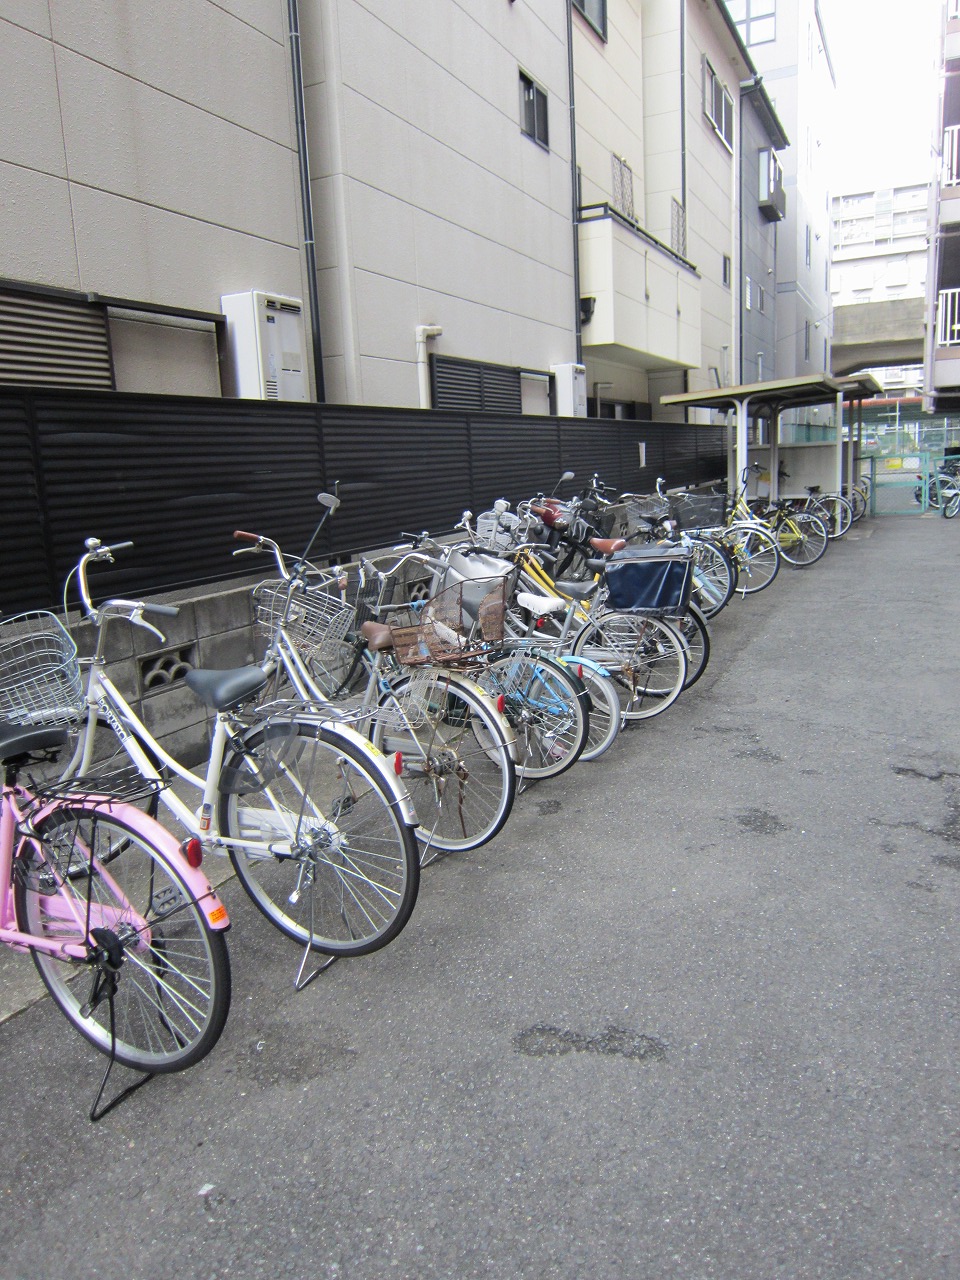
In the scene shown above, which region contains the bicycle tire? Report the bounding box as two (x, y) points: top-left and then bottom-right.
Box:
(727, 524), (781, 594)
(17, 805), (230, 1073)
(477, 651), (589, 780)
(674, 600), (711, 690)
(571, 611), (687, 721)
(687, 536), (737, 618)
(219, 719), (420, 955)
(371, 669), (516, 854)
(811, 494), (853, 539)
(941, 479), (960, 519)
(556, 655), (622, 761)
(776, 511), (828, 567)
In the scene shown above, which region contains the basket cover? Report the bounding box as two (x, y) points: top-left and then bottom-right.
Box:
(603, 547), (693, 614)
(668, 493), (728, 530)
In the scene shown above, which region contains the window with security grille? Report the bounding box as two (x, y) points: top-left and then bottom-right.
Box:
(612, 155), (635, 221)
(520, 71), (549, 149)
(671, 198), (687, 257)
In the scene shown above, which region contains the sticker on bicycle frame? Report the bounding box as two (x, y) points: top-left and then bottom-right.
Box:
(208, 905), (228, 925)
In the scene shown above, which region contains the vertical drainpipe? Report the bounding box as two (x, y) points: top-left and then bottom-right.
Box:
(287, 0), (325, 402)
(566, 0), (582, 364)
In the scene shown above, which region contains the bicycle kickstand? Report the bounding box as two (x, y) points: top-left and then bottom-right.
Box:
(84, 930), (155, 1122)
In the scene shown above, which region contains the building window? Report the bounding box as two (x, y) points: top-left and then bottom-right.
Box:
(612, 154), (635, 221)
(804, 319), (811, 362)
(745, 276), (753, 310)
(573, 0), (607, 39)
(703, 60), (734, 151)
(805, 224), (812, 267)
(726, 0), (776, 46)
(723, 254), (732, 287)
(757, 284), (765, 314)
(520, 71), (549, 149)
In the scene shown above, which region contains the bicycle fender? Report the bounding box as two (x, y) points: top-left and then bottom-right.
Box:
(31, 798), (231, 932)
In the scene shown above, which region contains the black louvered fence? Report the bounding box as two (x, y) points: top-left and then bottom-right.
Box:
(0, 388), (725, 612)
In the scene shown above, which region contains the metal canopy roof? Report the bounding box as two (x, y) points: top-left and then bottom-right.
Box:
(659, 372), (882, 419)
(659, 372), (884, 502)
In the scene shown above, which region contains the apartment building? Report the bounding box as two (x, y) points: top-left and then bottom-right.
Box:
(0, 0), (787, 417)
(924, 0), (960, 410)
(832, 183), (928, 393)
(724, 0), (835, 382)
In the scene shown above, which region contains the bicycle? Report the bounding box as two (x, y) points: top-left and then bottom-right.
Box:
(240, 518), (520, 854)
(0, 610), (231, 1119)
(746, 499), (829, 567)
(60, 539), (421, 988)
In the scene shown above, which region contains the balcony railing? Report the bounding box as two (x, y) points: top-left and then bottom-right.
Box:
(944, 125), (960, 186)
(937, 288), (960, 346)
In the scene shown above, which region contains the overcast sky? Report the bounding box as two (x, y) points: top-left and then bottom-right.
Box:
(821, 0), (942, 193)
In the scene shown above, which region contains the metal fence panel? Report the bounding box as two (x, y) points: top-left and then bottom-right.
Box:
(0, 388), (728, 611)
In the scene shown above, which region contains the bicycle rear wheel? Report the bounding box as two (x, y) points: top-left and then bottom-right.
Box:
(571, 611), (687, 721)
(477, 651), (589, 780)
(17, 805), (230, 1073)
(372, 669), (516, 854)
(220, 719), (420, 955)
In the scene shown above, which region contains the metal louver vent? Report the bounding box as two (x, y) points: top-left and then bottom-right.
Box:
(431, 355), (522, 413)
(0, 290), (113, 389)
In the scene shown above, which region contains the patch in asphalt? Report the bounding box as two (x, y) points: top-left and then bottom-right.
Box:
(736, 807), (789, 835)
(536, 799), (562, 815)
(513, 1023), (666, 1062)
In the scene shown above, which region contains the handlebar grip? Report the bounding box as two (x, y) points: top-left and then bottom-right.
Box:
(233, 530), (261, 542)
(144, 603), (179, 618)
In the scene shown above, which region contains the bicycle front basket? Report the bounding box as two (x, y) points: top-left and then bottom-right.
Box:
(668, 493), (728, 530)
(0, 611), (84, 727)
(603, 547), (693, 615)
(388, 578), (507, 666)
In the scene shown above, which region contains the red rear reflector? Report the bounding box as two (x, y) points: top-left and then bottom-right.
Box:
(577, 664), (584, 679)
(180, 837), (203, 869)
(394, 752), (403, 775)
(496, 694), (506, 714)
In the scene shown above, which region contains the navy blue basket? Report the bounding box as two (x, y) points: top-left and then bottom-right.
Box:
(603, 546), (693, 614)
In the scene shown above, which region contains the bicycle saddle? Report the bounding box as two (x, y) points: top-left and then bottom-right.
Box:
(185, 667), (268, 711)
(0, 721), (68, 763)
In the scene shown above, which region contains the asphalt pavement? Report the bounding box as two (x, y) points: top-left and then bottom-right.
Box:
(2, 512), (959, 1280)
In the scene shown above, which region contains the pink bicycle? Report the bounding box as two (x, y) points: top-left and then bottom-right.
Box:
(0, 611), (231, 1119)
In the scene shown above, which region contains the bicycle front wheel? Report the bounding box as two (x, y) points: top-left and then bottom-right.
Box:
(220, 719), (420, 955)
(572, 611), (687, 721)
(776, 511), (828, 567)
(727, 525), (781, 594)
(687, 536), (737, 618)
(372, 669), (517, 854)
(674, 601), (711, 690)
(17, 806), (230, 1074)
(477, 651), (589, 780)
(556, 656), (622, 761)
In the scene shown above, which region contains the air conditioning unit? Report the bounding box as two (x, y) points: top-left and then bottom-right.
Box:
(551, 362), (587, 417)
(220, 291), (308, 401)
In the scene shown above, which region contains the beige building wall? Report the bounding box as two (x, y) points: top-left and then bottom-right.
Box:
(0, 0), (309, 396)
(302, 0), (577, 407)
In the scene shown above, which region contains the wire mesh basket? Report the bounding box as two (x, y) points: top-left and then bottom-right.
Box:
(387, 578), (507, 667)
(0, 611), (84, 727)
(475, 508), (522, 554)
(254, 580), (354, 661)
(668, 493), (728, 530)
